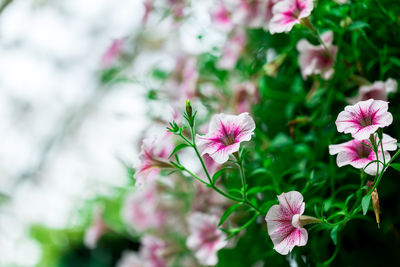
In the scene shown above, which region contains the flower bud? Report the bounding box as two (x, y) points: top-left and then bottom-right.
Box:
(367, 181), (380, 228)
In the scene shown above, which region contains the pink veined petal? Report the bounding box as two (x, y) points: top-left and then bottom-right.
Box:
(336, 150), (359, 167)
(265, 205), (293, 235)
(273, 228), (308, 255)
(277, 191), (305, 216)
(209, 142), (241, 164)
(321, 30), (333, 44)
(352, 125), (380, 140)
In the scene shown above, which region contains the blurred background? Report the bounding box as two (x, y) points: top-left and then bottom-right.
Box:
(0, 0), (150, 265)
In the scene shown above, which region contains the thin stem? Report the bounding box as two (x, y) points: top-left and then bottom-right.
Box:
(235, 154), (248, 201)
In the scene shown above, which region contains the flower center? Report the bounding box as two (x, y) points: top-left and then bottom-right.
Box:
(220, 133), (236, 146)
(355, 144), (371, 159)
(359, 116), (373, 127)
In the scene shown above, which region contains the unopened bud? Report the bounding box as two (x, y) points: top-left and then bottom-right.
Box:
(367, 181), (380, 228)
(186, 100), (192, 117)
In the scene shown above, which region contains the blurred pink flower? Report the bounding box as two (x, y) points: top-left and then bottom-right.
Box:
(233, 0), (268, 28)
(296, 31), (337, 80)
(187, 212), (228, 266)
(142, 0), (154, 23)
(122, 183), (166, 233)
(329, 133), (397, 175)
(141, 235), (167, 267)
(101, 39), (124, 67)
(210, 1), (234, 31)
(168, 56), (198, 105)
(217, 29), (246, 70)
(348, 78), (398, 104)
(134, 132), (174, 187)
(335, 99), (393, 140)
(269, 0), (314, 34)
(233, 81), (259, 114)
(265, 191), (308, 255)
(84, 207), (107, 249)
(196, 112), (255, 164)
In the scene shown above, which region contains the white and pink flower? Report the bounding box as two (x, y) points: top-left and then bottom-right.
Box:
(210, 1), (234, 31)
(134, 132), (174, 186)
(297, 31), (337, 80)
(196, 112), (255, 164)
(101, 39), (125, 67)
(186, 212), (228, 266)
(141, 235), (167, 267)
(84, 207), (107, 249)
(217, 29), (246, 70)
(335, 99), (393, 140)
(232, 81), (259, 114)
(122, 183), (166, 233)
(329, 134), (397, 175)
(269, 0), (314, 34)
(348, 78), (398, 104)
(168, 56), (198, 105)
(265, 191), (314, 255)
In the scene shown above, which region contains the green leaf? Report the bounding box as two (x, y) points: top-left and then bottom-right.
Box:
(168, 143), (190, 158)
(218, 203), (242, 226)
(390, 163), (400, 172)
(330, 225), (340, 246)
(247, 185), (275, 195)
(362, 195), (371, 215)
(212, 168), (229, 184)
(348, 21), (370, 30)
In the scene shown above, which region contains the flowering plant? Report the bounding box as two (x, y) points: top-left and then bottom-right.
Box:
(30, 0), (400, 266)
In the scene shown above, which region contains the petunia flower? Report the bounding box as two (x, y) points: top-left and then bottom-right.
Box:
(296, 31), (337, 80)
(329, 133), (397, 175)
(335, 99), (393, 140)
(186, 212), (228, 266)
(217, 29), (246, 70)
(348, 78), (398, 104)
(101, 39), (125, 67)
(210, 0), (234, 31)
(196, 112), (255, 164)
(140, 235), (167, 267)
(134, 132), (174, 186)
(84, 207), (107, 249)
(232, 81), (259, 114)
(232, 0), (269, 29)
(122, 183), (166, 233)
(265, 191), (319, 255)
(269, 0), (314, 34)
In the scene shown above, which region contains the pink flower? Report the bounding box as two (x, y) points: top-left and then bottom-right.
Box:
(232, 81), (259, 113)
(101, 39), (125, 67)
(210, 1), (234, 31)
(265, 191), (308, 255)
(335, 99), (393, 140)
(141, 235), (167, 267)
(196, 112), (255, 164)
(217, 29), (246, 70)
(269, 0), (314, 34)
(84, 207), (107, 249)
(134, 132), (174, 186)
(168, 56), (198, 105)
(296, 31), (337, 80)
(329, 134), (397, 175)
(232, 0), (269, 28)
(142, 0), (154, 23)
(122, 183), (166, 232)
(186, 212), (228, 266)
(348, 78), (398, 104)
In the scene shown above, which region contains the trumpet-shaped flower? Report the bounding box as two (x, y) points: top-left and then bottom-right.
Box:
(134, 132), (174, 186)
(265, 191), (308, 255)
(84, 207), (106, 249)
(329, 134), (397, 175)
(296, 31), (337, 80)
(335, 99), (393, 140)
(122, 183), (166, 232)
(186, 212), (228, 266)
(232, 82), (259, 114)
(269, 0), (314, 34)
(217, 29), (246, 70)
(141, 235), (167, 267)
(210, 1), (234, 31)
(348, 78), (398, 104)
(196, 112), (255, 164)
